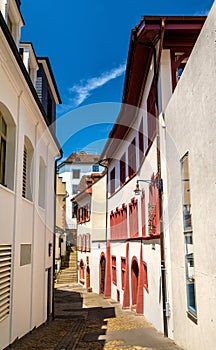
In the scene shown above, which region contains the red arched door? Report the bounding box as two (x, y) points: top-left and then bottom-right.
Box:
(131, 258), (139, 307)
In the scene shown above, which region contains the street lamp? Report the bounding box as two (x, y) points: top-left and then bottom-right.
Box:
(134, 178), (163, 195)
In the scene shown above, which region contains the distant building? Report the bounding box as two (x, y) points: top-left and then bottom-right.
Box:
(57, 151), (103, 244)
(55, 175), (68, 274)
(73, 172), (107, 292)
(0, 1), (61, 348)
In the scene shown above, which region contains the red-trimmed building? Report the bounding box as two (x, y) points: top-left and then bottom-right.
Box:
(100, 15), (206, 335)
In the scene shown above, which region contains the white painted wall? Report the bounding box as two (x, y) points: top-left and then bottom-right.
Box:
(0, 16), (59, 350)
(162, 3), (216, 349)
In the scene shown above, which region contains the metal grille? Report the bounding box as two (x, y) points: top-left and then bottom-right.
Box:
(0, 245), (12, 322)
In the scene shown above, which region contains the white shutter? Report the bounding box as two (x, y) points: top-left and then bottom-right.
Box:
(0, 245), (12, 322)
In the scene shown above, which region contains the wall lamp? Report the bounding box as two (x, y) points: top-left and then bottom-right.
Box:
(134, 178), (163, 195)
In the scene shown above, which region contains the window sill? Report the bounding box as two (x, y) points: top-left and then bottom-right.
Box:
(187, 311), (197, 324)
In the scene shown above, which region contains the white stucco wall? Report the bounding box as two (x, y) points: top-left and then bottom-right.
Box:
(0, 20), (59, 349)
(162, 3), (216, 349)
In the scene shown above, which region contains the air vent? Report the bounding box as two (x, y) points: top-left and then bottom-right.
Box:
(0, 245), (12, 322)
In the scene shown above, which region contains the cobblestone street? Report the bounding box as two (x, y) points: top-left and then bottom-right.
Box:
(6, 283), (183, 350)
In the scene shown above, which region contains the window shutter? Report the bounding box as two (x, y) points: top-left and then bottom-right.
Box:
(0, 245), (12, 322)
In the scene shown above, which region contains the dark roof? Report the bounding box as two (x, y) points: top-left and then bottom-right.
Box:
(0, 12), (61, 151)
(37, 57), (62, 104)
(101, 15), (206, 161)
(64, 151), (100, 164)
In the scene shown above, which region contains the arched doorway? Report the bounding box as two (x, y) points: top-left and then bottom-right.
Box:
(79, 259), (84, 283)
(131, 257), (139, 307)
(86, 266), (90, 289)
(100, 255), (106, 294)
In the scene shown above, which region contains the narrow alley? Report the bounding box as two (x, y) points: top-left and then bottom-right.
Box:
(6, 283), (183, 350)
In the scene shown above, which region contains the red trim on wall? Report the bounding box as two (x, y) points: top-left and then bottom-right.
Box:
(110, 204), (128, 240)
(136, 244), (144, 314)
(123, 242), (130, 308)
(104, 241), (111, 298)
(141, 190), (146, 237)
(129, 198), (138, 238)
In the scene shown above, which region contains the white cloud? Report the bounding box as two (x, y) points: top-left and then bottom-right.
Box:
(69, 63), (126, 107)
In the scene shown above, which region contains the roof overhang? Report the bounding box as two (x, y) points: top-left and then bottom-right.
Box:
(101, 15), (206, 161)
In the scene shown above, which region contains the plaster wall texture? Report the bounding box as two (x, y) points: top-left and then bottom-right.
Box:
(163, 3), (216, 349)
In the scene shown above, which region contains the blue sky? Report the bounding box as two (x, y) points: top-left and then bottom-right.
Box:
(21, 0), (213, 157)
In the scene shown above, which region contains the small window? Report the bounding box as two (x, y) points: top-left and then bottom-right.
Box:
(22, 137), (34, 201)
(128, 138), (136, 178)
(120, 154), (126, 185)
(110, 167), (115, 195)
(73, 169), (80, 179)
(38, 157), (46, 208)
(0, 113), (7, 186)
(112, 256), (117, 285)
(72, 202), (77, 218)
(92, 165), (99, 172)
(72, 184), (78, 194)
(181, 153), (197, 321)
(121, 257), (126, 290)
(20, 244), (31, 266)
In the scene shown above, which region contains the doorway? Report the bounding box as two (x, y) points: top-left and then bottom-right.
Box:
(100, 255), (106, 294)
(131, 258), (139, 307)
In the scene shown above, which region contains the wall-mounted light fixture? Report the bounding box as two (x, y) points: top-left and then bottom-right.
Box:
(134, 178), (163, 195)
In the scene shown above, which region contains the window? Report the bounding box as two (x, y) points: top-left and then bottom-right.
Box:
(128, 138), (136, 178)
(22, 136), (34, 201)
(129, 198), (138, 238)
(139, 119), (144, 164)
(92, 165), (99, 172)
(73, 169), (80, 179)
(112, 256), (117, 285)
(148, 175), (160, 236)
(141, 190), (146, 236)
(120, 153), (126, 185)
(181, 153), (197, 322)
(147, 82), (157, 148)
(86, 233), (91, 252)
(143, 262), (148, 292)
(38, 157), (46, 208)
(0, 245), (12, 322)
(72, 202), (77, 218)
(110, 167), (115, 195)
(0, 113), (7, 186)
(72, 184), (78, 194)
(20, 244), (31, 266)
(121, 257), (126, 290)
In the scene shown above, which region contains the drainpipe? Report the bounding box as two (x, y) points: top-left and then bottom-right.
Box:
(155, 19), (168, 338)
(52, 149), (63, 320)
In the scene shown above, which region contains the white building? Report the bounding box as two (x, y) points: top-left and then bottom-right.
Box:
(100, 14), (206, 336)
(0, 1), (61, 349)
(160, 2), (216, 349)
(57, 151), (103, 244)
(73, 173), (107, 293)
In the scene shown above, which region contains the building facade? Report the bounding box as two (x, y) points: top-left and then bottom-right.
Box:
(74, 173), (107, 293)
(159, 2), (216, 349)
(0, 1), (61, 349)
(100, 15), (206, 337)
(57, 151), (103, 244)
